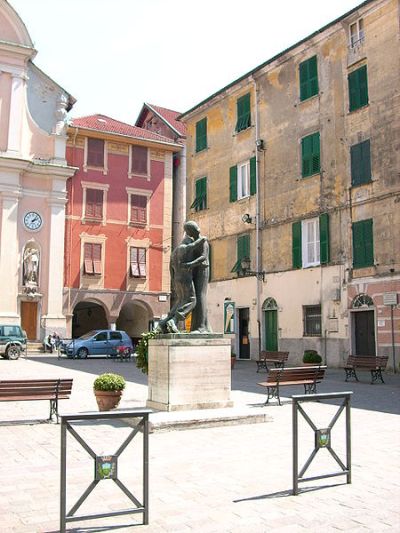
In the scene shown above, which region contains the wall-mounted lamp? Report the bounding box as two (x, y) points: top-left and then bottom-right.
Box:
(238, 257), (266, 282)
(256, 138), (264, 151)
(241, 213), (253, 224)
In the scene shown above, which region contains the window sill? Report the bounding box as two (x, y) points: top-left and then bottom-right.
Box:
(82, 217), (104, 225)
(303, 334), (322, 338)
(234, 125), (252, 136)
(298, 93), (320, 105)
(128, 172), (150, 181)
(84, 165), (108, 175)
(300, 172), (321, 180)
(194, 146), (209, 155)
(129, 221), (147, 228)
(351, 179), (373, 188)
(348, 103), (369, 114)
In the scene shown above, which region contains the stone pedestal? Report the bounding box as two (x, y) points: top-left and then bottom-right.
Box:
(146, 334), (233, 411)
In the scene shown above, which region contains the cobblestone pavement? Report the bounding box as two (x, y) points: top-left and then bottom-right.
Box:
(0, 352), (399, 532)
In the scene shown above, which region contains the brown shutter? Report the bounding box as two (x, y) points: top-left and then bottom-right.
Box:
(87, 138), (104, 167)
(131, 146), (148, 174)
(84, 243), (94, 274)
(138, 248), (147, 277)
(86, 189), (103, 219)
(94, 190), (103, 219)
(92, 244), (102, 274)
(131, 195), (147, 224)
(130, 247), (140, 277)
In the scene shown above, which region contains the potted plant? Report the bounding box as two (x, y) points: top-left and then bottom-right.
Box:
(302, 349), (322, 365)
(93, 373), (126, 411)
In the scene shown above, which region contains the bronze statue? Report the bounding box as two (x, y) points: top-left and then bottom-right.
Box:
(157, 221), (211, 334)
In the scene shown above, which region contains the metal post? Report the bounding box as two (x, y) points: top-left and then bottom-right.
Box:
(143, 414), (149, 525)
(391, 305), (396, 373)
(346, 395), (352, 484)
(60, 418), (67, 533)
(292, 398), (299, 495)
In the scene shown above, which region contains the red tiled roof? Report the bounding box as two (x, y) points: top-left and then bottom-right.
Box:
(146, 104), (187, 137)
(70, 114), (177, 144)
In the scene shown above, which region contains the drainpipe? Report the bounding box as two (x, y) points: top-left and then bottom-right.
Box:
(252, 75), (262, 355)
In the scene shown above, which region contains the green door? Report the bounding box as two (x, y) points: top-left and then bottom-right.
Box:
(265, 310), (278, 351)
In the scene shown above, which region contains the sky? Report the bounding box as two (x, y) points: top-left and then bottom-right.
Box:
(9, 0), (364, 125)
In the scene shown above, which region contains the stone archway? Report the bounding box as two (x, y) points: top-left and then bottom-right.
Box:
(72, 300), (108, 338)
(116, 301), (153, 345)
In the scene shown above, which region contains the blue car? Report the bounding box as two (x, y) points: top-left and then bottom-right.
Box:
(62, 330), (133, 359)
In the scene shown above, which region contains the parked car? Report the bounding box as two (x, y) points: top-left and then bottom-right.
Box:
(0, 324), (27, 360)
(60, 330), (133, 359)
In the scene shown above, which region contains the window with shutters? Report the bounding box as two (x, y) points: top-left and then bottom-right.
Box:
(351, 139), (371, 186)
(229, 157), (256, 202)
(299, 56), (319, 101)
(195, 118), (207, 152)
(231, 234), (250, 273)
(85, 189), (103, 220)
(302, 218), (320, 267)
(130, 194), (147, 225)
(87, 138), (104, 167)
(352, 219), (374, 268)
(303, 305), (322, 336)
(84, 243), (102, 275)
(130, 247), (146, 278)
(235, 93), (251, 133)
(348, 65), (369, 112)
(349, 19), (364, 47)
(292, 214), (330, 269)
(301, 132), (320, 178)
(131, 145), (148, 175)
(190, 177), (207, 211)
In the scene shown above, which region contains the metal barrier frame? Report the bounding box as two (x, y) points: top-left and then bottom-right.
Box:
(292, 392), (352, 495)
(60, 408), (151, 532)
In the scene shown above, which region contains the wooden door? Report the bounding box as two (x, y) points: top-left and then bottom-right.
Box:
(238, 307), (250, 359)
(21, 301), (38, 340)
(265, 309), (278, 351)
(354, 310), (375, 356)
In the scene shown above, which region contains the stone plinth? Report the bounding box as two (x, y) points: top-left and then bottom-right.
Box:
(146, 334), (233, 411)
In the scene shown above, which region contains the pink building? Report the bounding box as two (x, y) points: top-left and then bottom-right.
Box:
(64, 114), (181, 340)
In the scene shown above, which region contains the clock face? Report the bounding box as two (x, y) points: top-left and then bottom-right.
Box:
(24, 211), (43, 231)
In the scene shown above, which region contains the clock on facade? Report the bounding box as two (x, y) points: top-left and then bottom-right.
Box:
(23, 211), (43, 231)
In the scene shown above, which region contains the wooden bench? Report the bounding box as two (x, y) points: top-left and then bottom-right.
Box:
(258, 366), (326, 405)
(344, 356), (388, 384)
(0, 378), (73, 422)
(256, 351), (289, 372)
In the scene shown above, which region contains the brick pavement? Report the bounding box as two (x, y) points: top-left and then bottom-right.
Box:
(0, 352), (399, 532)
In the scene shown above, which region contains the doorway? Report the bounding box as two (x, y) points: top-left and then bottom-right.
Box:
(238, 307), (250, 359)
(353, 310), (376, 356)
(263, 297), (278, 351)
(21, 301), (38, 340)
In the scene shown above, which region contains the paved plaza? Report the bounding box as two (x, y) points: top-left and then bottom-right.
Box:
(0, 352), (399, 532)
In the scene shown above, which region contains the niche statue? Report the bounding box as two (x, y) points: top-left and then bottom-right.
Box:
(157, 221), (211, 334)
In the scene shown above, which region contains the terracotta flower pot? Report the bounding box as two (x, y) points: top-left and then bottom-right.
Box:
(94, 390), (123, 411)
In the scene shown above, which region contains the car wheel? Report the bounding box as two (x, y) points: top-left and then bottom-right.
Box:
(6, 345), (21, 360)
(77, 347), (88, 359)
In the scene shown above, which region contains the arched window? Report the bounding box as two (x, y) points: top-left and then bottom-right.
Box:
(262, 297), (278, 311)
(352, 294), (374, 308)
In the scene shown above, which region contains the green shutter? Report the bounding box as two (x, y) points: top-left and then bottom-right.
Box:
(196, 118), (207, 152)
(302, 132), (320, 177)
(229, 165), (237, 202)
(236, 93), (251, 132)
(353, 219), (374, 268)
(349, 66), (368, 112)
(358, 65), (369, 108)
(351, 142), (362, 185)
(300, 56), (318, 101)
(232, 234), (250, 273)
(250, 156), (257, 195)
(292, 221), (302, 269)
(351, 140), (371, 186)
(319, 213), (330, 264)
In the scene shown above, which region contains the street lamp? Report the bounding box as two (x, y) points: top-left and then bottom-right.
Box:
(239, 257), (266, 282)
